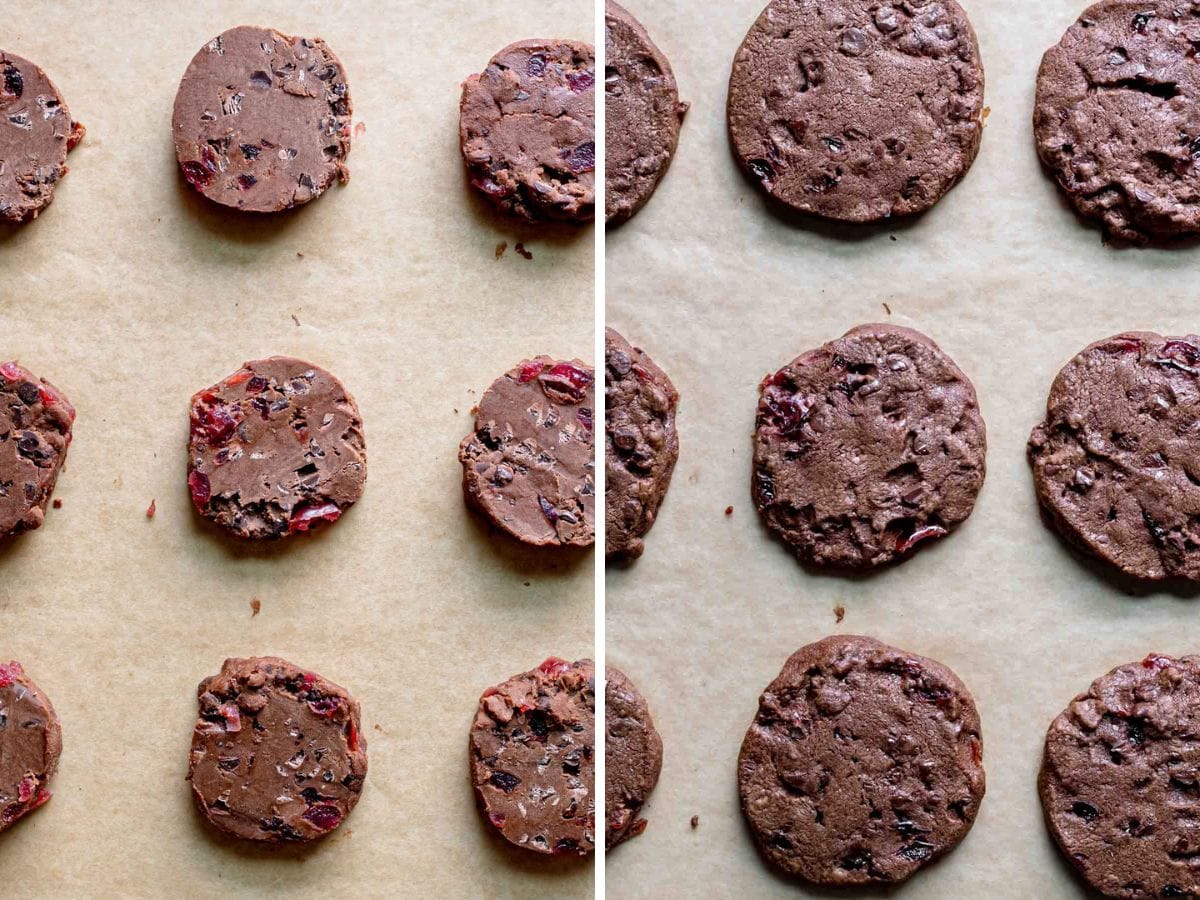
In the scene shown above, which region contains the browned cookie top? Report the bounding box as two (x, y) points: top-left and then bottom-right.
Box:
(0, 51), (84, 223)
(752, 324), (986, 570)
(727, 0), (984, 222)
(605, 666), (663, 850)
(604, 2), (687, 225)
(0, 361), (74, 538)
(1035, 1), (1200, 243)
(738, 635), (985, 886)
(460, 357), (595, 548)
(187, 357), (366, 540)
(172, 26), (351, 213)
(1029, 333), (1200, 582)
(1041, 654), (1200, 898)
(187, 657), (367, 843)
(470, 657), (596, 856)
(0, 662), (61, 833)
(460, 40), (596, 223)
(605, 329), (680, 561)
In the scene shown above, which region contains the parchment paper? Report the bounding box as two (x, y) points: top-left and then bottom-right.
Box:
(0, 2), (593, 897)
(606, 1), (1200, 897)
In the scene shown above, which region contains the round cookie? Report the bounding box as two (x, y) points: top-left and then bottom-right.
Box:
(0, 662), (61, 833)
(172, 25), (351, 213)
(605, 2), (688, 225)
(727, 0), (985, 222)
(460, 39), (596, 223)
(1034, 2), (1200, 243)
(187, 357), (366, 540)
(605, 666), (663, 849)
(187, 656), (367, 843)
(0, 361), (74, 537)
(1040, 653), (1200, 898)
(1029, 333), (1200, 581)
(605, 329), (679, 561)
(0, 51), (84, 223)
(470, 657), (595, 856)
(738, 635), (985, 886)
(460, 357), (595, 548)
(752, 324), (986, 570)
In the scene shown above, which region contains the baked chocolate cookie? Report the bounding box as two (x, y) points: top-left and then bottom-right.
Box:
(172, 26), (351, 212)
(727, 0), (984, 222)
(187, 357), (366, 540)
(0, 51), (84, 223)
(470, 657), (595, 856)
(1029, 333), (1200, 581)
(460, 40), (596, 223)
(1041, 653), (1200, 897)
(1035, 2), (1200, 243)
(605, 2), (687, 225)
(460, 357), (595, 548)
(187, 656), (366, 843)
(752, 324), (986, 570)
(605, 666), (663, 849)
(605, 329), (679, 561)
(0, 662), (61, 833)
(738, 635), (985, 886)
(0, 361), (74, 537)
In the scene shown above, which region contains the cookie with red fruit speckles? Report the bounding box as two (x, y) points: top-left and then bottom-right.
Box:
(0, 361), (74, 537)
(187, 356), (366, 540)
(0, 661), (61, 834)
(752, 324), (986, 570)
(187, 656), (367, 843)
(470, 657), (596, 856)
(459, 357), (595, 548)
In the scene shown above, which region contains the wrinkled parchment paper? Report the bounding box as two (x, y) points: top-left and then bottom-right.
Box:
(606, 1), (1200, 896)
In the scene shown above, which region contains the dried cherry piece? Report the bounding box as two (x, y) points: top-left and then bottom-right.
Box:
(301, 804), (343, 831)
(567, 70), (595, 93)
(539, 362), (593, 404)
(895, 524), (948, 555)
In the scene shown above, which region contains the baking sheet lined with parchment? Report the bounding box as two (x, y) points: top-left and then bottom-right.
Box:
(0, 2), (593, 897)
(606, 1), (1200, 897)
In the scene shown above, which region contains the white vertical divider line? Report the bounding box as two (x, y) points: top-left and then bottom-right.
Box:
(593, 0), (607, 895)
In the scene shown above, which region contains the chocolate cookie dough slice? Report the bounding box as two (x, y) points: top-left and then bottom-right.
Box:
(460, 357), (595, 548)
(727, 0), (984, 222)
(460, 40), (596, 223)
(605, 666), (662, 849)
(0, 662), (61, 834)
(0, 361), (74, 537)
(605, 2), (688, 225)
(470, 657), (595, 856)
(1029, 333), (1200, 581)
(187, 357), (366, 540)
(1035, 2), (1200, 243)
(606, 329), (679, 561)
(187, 657), (366, 843)
(172, 26), (351, 212)
(753, 324), (986, 570)
(0, 51), (84, 223)
(738, 635), (985, 885)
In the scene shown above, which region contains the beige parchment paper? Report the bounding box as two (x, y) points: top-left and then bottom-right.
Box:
(606, 1), (1200, 897)
(0, 1), (594, 897)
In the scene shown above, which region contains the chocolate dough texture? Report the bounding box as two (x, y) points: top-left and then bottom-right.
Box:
(0, 662), (61, 834)
(605, 666), (663, 849)
(0, 361), (74, 537)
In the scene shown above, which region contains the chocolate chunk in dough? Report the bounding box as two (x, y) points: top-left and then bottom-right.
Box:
(0, 51), (83, 223)
(0, 361), (74, 537)
(172, 26), (351, 212)
(0, 662), (61, 833)
(738, 635), (985, 886)
(605, 329), (679, 561)
(752, 324), (986, 570)
(727, 0), (984, 222)
(187, 657), (367, 843)
(605, 2), (688, 225)
(460, 357), (595, 548)
(187, 357), (366, 540)
(1029, 332), (1200, 581)
(470, 657), (595, 856)
(1035, 2), (1200, 243)
(460, 40), (596, 223)
(1040, 653), (1200, 897)
(605, 666), (663, 849)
